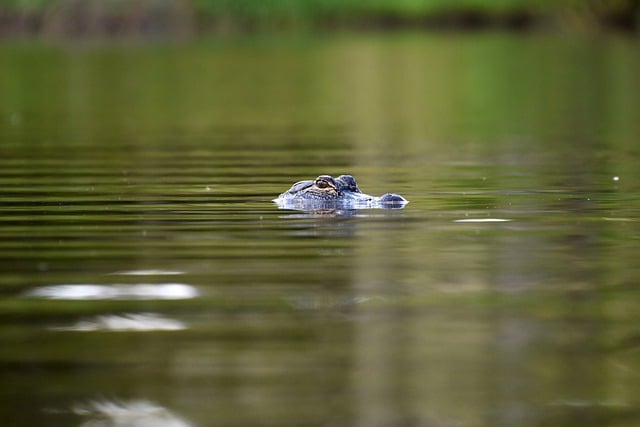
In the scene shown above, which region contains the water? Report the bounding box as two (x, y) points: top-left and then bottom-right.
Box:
(1, 33), (639, 427)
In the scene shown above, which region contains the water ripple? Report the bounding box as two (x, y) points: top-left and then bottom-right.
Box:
(109, 270), (185, 276)
(51, 313), (186, 332)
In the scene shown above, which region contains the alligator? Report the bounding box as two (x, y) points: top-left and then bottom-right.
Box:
(274, 174), (408, 210)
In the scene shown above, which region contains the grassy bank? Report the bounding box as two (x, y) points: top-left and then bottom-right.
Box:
(1, 0), (638, 38)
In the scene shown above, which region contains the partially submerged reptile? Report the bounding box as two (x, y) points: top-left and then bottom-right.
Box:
(274, 174), (408, 210)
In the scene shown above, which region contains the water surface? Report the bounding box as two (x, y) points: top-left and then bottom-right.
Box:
(1, 33), (639, 427)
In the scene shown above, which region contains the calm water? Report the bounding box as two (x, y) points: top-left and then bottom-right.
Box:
(1, 33), (639, 427)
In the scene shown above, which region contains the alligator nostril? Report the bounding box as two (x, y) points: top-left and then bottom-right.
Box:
(379, 193), (407, 204)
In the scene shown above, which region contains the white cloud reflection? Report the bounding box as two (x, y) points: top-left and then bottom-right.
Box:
(52, 313), (186, 332)
(73, 399), (194, 427)
(25, 283), (198, 300)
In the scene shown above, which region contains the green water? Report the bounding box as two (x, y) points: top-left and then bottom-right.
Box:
(1, 34), (639, 427)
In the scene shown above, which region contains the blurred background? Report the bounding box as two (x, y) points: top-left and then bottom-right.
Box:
(0, 0), (639, 39)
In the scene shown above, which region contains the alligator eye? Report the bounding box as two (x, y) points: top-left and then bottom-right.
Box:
(316, 179), (329, 189)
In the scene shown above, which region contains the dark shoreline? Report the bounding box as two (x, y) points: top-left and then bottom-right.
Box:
(0, 4), (638, 40)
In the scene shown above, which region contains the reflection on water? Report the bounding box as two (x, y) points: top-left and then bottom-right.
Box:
(26, 283), (199, 300)
(276, 208), (406, 218)
(52, 313), (186, 332)
(453, 218), (511, 222)
(73, 399), (193, 427)
(109, 270), (185, 276)
(0, 34), (639, 427)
